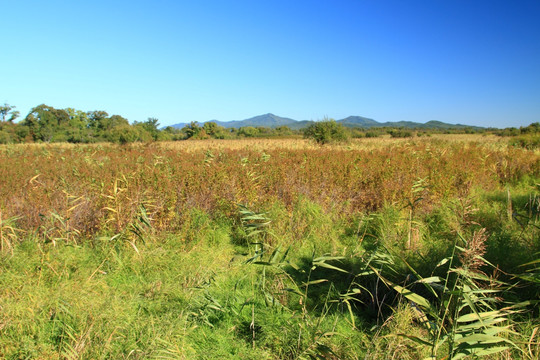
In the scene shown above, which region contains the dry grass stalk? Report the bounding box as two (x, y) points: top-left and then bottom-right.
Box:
(459, 228), (488, 272)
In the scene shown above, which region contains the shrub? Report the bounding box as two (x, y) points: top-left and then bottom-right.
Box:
(238, 126), (259, 138)
(0, 130), (13, 144)
(364, 131), (380, 138)
(509, 134), (540, 150)
(108, 124), (141, 144)
(389, 129), (413, 138)
(303, 118), (349, 144)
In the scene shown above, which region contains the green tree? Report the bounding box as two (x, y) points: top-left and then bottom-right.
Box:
(109, 124), (141, 144)
(87, 110), (110, 135)
(162, 126), (183, 141)
(22, 104), (70, 142)
(86, 111), (131, 141)
(65, 108), (89, 129)
(182, 121), (202, 139)
(0, 103), (20, 123)
(520, 122), (540, 134)
(238, 126), (259, 137)
(303, 118), (349, 144)
(135, 117), (160, 140)
(108, 115), (129, 128)
(203, 121), (227, 139)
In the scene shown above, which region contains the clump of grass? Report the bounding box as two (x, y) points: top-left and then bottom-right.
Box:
(369, 232), (530, 359)
(0, 211), (22, 254)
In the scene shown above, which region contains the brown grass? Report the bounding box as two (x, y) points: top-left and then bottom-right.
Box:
(0, 137), (537, 243)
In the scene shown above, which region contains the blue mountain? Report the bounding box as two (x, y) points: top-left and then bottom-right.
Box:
(170, 114), (479, 130)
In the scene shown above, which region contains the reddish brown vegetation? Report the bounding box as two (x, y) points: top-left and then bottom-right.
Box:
(0, 141), (537, 239)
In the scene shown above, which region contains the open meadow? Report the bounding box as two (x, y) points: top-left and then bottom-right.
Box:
(1, 135), (539, 359)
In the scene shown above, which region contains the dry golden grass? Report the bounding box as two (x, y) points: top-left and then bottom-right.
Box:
(0, 134), (509, 154)
(157, 134), (509, 152)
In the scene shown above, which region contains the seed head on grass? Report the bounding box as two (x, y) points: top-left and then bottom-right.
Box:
(459, 228), (488, 272)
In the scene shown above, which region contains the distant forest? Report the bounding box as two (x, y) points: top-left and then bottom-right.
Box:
(0, 103), (538, 144)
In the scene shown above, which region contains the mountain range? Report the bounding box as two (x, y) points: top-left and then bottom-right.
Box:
(169, 113), (480, 130)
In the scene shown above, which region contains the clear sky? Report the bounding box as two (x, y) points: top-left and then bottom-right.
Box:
(2, 0), (539, 128)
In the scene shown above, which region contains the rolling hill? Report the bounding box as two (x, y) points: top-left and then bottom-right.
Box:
(170, 114), (480, 130)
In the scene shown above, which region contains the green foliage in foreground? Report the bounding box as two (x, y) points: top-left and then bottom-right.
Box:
(1, 182), (539, 359)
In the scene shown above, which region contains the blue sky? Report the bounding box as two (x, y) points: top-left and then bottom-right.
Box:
(2, 0), (539, 128)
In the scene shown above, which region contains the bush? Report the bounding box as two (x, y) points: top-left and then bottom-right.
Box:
(364, 131), (380, 138)
(509, 134), (540, 150)
(388, 129), (413, 138)
(0, 130), (13, 144)
(108, 125), (141, 144)
(238, 126), (259, 138)
(520, 122), (540, 134)
(304, 119), (349, 144)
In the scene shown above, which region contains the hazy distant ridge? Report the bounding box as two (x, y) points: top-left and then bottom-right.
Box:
(170, 113), (480, 130)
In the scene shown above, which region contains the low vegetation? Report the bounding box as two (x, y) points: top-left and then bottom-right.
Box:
(0, 135), (539, 359)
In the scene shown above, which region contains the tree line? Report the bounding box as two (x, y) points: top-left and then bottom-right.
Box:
(0, 103), (537, 145)
(0, 104), (164, 144)
(0, 103), (300, 144)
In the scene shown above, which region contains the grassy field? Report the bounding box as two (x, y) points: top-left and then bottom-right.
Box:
(0, 136), (539, 359)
